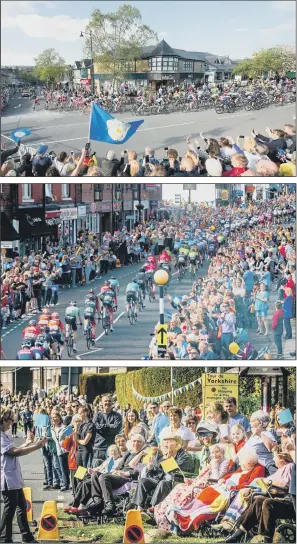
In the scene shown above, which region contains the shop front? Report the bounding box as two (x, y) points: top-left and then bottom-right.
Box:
(58, 207), (78, 247)
(1, 212), (20, 258)
(17, 207), (54, 254)
(77, 204), (100, 239)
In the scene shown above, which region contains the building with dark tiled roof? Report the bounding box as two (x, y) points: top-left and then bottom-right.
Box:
(77, 40), (238, 92)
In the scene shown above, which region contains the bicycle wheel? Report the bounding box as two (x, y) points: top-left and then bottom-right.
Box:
(215, 104), (224, 114)
(133, 303), (137, 322)
(67, 331), (73, 357)
(128, 304), (134, 325)
(86, 325), (92, 350)
(148, 284), (154, 303)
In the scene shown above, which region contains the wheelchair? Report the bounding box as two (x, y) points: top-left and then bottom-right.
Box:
(234, 485), (296, 543)
(74, 491), (131, 526)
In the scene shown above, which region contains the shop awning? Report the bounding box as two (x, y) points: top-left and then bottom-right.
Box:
(17, 208), (54, 238)
(1, 212), (21, 241)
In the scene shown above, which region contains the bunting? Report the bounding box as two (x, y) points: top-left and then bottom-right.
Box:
(132, 378), (200, 403)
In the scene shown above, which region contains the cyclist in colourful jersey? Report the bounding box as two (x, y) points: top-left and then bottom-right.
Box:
(65, 302), (82, 353)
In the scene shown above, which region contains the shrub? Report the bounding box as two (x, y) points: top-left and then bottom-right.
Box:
(79, 373), (116, 402)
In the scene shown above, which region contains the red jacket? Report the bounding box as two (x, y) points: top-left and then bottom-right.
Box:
(222, 463), (265, 490)
(22, 325), (41, 338)
(222, 167), (247, 177)
(284, 279), (295, 298)
(272, 309), (284, 331)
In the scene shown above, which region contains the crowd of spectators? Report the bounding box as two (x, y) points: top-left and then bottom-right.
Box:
(148, 195), (296, 360)
(1, 388), (296, 542)
(1, 122), (295, 178)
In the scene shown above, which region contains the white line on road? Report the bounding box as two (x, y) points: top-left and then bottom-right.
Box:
(76, 348), (103, 359)
(95, 311), (125, 342)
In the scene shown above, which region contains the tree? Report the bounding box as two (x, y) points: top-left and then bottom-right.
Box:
(233, 45), (296, 79)
(84, 4), (158, 89)
(33, 48), (66, 88)
(19, 71), (38, 85)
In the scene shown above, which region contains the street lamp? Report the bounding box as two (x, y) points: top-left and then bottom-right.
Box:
(80, 29), (95, 94)
(154, 268), (170, 325)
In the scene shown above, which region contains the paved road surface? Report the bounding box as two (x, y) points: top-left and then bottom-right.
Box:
(3, 255), (295, 361)
(1, 93), (295, 158)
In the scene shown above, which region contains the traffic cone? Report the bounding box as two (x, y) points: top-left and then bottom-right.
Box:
(37, 501), (59, 541)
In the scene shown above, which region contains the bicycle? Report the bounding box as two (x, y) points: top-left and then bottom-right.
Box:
(139, 289), (145, 312)
(127, 299), (137, 325)
(65, 322), (75, 357)
(102, 306), (111, 335)
(146, 278), (154, 303)
(178, 264), (185, 283)
(189, 261), (196, 281)
(85, 318), (93, 350)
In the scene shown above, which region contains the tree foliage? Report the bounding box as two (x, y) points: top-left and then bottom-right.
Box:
(33, 48), (66, 87)
(19, 71), (38, 85)
(84, 4), (158, 85)
(233, 46), (296, 78)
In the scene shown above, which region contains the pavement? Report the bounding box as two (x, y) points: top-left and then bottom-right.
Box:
(1, 433), (74, 542)
(1, 93), (295, 158)
(3, 252), (295, 361)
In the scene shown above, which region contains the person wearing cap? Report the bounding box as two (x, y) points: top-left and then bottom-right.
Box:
(158, 408), (195, 450)
(32, 145), (52, 176)
(130, 432), (194, 510)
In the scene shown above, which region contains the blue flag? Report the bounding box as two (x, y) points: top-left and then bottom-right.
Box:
(89, 103), (144, 144)
(10, 128), (32, 142)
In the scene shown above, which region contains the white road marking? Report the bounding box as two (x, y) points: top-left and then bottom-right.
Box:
(218, 104), (294, 119)
(95, 311), (125, 341)
(76, 348), (104, 358)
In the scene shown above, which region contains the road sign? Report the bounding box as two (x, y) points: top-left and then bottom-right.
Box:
(175, 194), (181, 204)
(202, 373), (239, 417)
(23, 487), (33, 522)
(37, 501), (59, 541)
(123, 510), (145, 543)
(183, 184), (197, 190)
(157, 324), (168, 347)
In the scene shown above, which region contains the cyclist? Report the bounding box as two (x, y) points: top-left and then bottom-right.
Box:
(134, 270), (146, 306)
(38, 308), (51, 328)
(158, 248), (172, 269)
(83, 291), (99, 344)
(30, 337), (46, 360)
(65, 301), (83, 353)
(188, 246), (198, 274)
(48, 312), (65, 358)
(144, 259), (157, 299)
(37, 329), (55, 360)
(125, 278), (140, 317)
(99, 285), (116, 332)
(22, 320), (41, 347)
(109, 277), (120, 309)
(16, 340), (34, 360)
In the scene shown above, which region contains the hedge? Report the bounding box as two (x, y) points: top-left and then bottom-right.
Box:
(79, 373), (116, 402)
(115, 368), (262, 416)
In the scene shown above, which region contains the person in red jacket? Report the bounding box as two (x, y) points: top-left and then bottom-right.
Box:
(22, 320), (41, 346)
(271, 301), (284, 358)
(222, 153), (248, 177)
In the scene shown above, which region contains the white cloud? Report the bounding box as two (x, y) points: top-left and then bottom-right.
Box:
(2, 13), (90, 42)
(235, 28), (248, 32)
(261, 22), (295, 33)
(269, 1), (296, 11)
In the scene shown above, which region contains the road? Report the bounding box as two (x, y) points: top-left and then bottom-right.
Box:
(2, 253), (295, 361)
(2, 259), (209, 361)
(0, 433), (73, 542)
(1, 92), (295, 159)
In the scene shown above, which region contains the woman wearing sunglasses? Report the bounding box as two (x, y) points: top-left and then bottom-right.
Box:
(0, 408), (48, 543)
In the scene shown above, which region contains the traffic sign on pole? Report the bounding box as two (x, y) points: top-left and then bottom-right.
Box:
(183, 184), (197, 190)
(175, 194), (181, 204)
(157, 324), (168, 348)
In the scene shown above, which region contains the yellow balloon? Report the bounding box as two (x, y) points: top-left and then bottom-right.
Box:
(229, 342), (240, 355)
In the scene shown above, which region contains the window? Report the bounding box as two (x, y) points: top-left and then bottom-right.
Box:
(22, 184), (32, 200)
(45, 184), (52, 198)
(148, 56), (178, 72)
(62, 184), (70, 198)
(184, 61), (193, 71)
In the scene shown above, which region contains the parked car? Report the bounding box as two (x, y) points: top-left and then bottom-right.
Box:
(21, 89), (30, 97)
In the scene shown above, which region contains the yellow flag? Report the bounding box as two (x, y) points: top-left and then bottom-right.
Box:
(161, 457), (179, 473)
(142, 448), (155, 465)
(74, 466), (88, 480)
(255, 478), (269, 493)
(76, 247), (81, 256)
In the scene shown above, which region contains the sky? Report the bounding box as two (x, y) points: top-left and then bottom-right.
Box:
(1, 0), (296, 66)
(162, 183), (215, 202)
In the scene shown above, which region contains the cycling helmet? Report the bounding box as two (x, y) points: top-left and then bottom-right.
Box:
(70, 301), (77, 306)
(110, 276), (116, 280)
(37, 334), (45, 343)
(51, 312), (59, 319)
(29, 320), (36, 326)
(88, 289), (95, 294)
(87, 294), (96, 301)
(42, 308), (50, 315)
(44, 326), (50, 333)
(35, 339), (43, 347)
(104, 280), (110, 285)
(133, 278), (138, 283)
(22, 340), (31, 349)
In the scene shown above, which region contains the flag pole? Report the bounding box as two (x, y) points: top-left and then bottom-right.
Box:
(88, 101), (93, 142)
